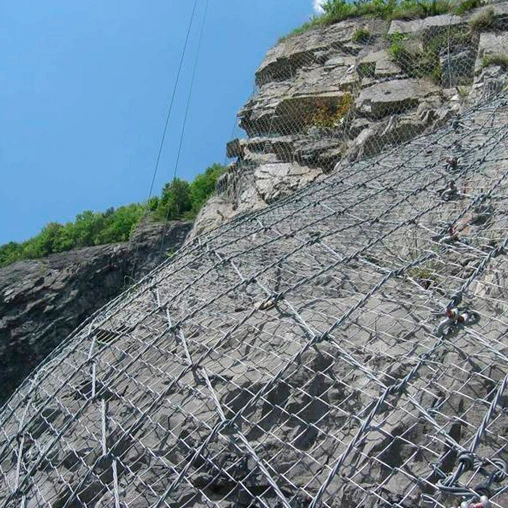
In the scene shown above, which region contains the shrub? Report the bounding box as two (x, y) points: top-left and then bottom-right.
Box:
(391, 0), (451, 20)
(352, 27), (371, 43)
(310, 94), (353, 128)
(279, 18), (321, 42)
(156, 178), (192, 221)
(455, 0), (484, 14)
(470, 7), (495, 31)
(0, 242), (23, 266)
(189, 163), (227, 214)
(388, 32), (442, 82)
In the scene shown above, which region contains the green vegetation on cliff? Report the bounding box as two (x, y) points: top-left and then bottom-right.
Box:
(283, 0), (484, 40)
(0, 163), (226, 268)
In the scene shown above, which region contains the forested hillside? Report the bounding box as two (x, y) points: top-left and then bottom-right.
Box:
(0, 163), (225, 267)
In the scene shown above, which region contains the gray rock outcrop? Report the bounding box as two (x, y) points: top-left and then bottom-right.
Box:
(1, 94), (507, 508)
(192, 1), (508, 238)
(0, 220), (191, 405)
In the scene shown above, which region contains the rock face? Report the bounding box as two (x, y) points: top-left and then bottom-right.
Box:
(0, 220), (191, 405)
(192, 1), (508, 237)
(2, 7), (508, 508)
(356, 78), (439, 118)
(1, 95), (508, 508)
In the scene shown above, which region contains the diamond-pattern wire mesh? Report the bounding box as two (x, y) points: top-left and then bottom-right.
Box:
(2, 6), (508, 505)
(221, 6), (508, 209)
(1, 86), (508, 507)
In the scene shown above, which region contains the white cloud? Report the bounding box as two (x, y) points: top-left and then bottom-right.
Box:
(313, 0), (326, 13)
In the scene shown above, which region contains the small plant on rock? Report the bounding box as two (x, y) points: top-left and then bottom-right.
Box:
(469, 7), (495, 31)
(352, 27), (371, 43)
(482, 54), (508, 69)
(310, 94), (353, 129)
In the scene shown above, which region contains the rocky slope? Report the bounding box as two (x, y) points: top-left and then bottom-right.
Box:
(2, 7), (508, 507)
(0, 220), (191, 405)
(1, 93), (507, 507)
(192, 1), (508, 237)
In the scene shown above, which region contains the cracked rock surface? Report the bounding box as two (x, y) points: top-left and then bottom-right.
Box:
(0, 220), (191, 405)
(195, 2), (508, 238)
(1, 94), (507, 508)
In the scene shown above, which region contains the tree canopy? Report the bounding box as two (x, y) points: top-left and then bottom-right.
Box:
(0, 163), (227, 268)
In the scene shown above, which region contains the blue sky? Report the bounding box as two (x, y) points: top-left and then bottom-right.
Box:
(0, 0), (320, 244)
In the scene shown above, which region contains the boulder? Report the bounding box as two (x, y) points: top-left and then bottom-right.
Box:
(356, 78), (439, 119)
(226, 138), (243, 159)
(476, 31), (508, 65)
(388, 13), (465, 36)
(348, 114), (428, 159)
(293, 137), (347, 172)
(357, 50), (402, 78)
(254, 162), (323, 203)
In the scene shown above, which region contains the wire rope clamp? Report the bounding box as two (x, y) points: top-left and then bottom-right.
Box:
(436, 304), (480, 337)
(445, 156), (459, 171)
(457, 452), (476, 471)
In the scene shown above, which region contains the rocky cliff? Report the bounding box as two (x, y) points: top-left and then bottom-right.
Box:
(2, 92), (507, 507)
(0, 220), (191, 405)
(192, 1), (508, 237)
(2, 6), (508, 508)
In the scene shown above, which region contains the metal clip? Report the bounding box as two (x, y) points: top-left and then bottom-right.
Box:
(436, 306), (480, 337)
(445, 156), (459, 171)
(441, 181), (461, 201)
(439, 227), (459, 244)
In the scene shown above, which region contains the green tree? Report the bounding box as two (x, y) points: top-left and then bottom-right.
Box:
(95, 204), (144, 244)
(19, 222), (65, 259)
(148, 196), (159, 211)
(157, 178), (192, 220)
(0, 242), (22, 266)
(189, 163), (226, 214)
(72, 211), (105, 247)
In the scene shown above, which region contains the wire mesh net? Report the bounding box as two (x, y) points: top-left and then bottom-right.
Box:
(219, 3), (508, 214)
(2, 6), (508, 508)
(2, 92), (508, 507)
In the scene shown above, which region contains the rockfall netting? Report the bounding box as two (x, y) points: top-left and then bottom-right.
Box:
(1, 86), (508, 507)
(3, 4), (508, 506)
(219, 3), (508, 211)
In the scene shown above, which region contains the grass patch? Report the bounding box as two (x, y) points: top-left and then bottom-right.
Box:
(455, 0), (484, 14)
(482, 54), (508, 69)
(469, 6), (495, 31)
(281, 0), (483, 41)
(387, 28), (474, 83)
(388, 32), (442, 81)
(279, 18), (321, 42)
(352, 27), (371, 43)
(391, 0), (452, 20)
(457, 85), (471, 98)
